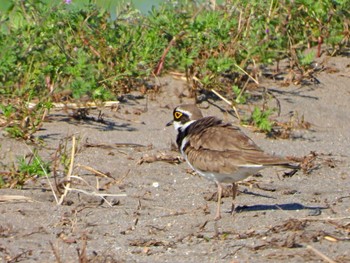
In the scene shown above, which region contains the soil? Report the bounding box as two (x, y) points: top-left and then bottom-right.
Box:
(1, 55), (350, 263)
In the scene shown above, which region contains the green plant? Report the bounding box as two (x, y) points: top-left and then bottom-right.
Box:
(1, 98), (53, 140)
(298, 50), (316, 68)
(0, 149), (51, 188)
(18, 150), (51, 177)
(232, 85), (248, 104)
(0, 104), (16, 118)
(250, 107), (274, 132)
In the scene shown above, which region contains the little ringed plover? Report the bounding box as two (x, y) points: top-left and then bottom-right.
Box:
(167, 104), (299, 220)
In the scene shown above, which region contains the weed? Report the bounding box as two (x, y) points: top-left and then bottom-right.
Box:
(18, 150), (50, 177)
(250, 107), (274, 132)
(232, 85), (248, 104)
(1, 98), (52, 140)
(298, 50), (316, 68)
(0, 149), (50, 188)
(0, 104), (15, 119)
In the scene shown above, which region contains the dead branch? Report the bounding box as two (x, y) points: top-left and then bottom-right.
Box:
(27, 101), (119, 110)
(58, 135), (76, 205)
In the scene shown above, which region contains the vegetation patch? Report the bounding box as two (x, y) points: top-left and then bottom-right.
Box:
(0, 0), (349, 187)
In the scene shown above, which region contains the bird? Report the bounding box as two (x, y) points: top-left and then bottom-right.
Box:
(167, 104), (299, 220)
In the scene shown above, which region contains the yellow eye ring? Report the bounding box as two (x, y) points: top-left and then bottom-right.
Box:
(174, 112), (182, 119)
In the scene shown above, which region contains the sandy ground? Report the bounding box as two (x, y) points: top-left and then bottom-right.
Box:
(1, 55), (350, 262)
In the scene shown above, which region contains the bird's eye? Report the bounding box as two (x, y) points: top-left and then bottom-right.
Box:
(174, 111), (182, 119)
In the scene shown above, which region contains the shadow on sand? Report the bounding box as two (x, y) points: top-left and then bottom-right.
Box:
(235, 202), (326, 213)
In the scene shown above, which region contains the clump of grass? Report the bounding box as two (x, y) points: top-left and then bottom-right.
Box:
(0, 149), (51, 188)
(0, 98), (52, 140)
(249, 107), (274, 132)
(232, 85), (249, 104)
(18, 150), (50, 177)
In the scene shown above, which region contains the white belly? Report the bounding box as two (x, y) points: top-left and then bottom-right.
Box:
(196, 166), (264, 183)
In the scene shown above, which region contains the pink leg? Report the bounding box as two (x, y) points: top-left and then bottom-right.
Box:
(231, 183), (237, 215)
(215, 182), (222, 220)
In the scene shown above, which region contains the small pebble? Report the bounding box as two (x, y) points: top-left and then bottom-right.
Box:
(308, 208), (322, 216)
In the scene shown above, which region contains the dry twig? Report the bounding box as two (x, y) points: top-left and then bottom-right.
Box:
(138, 152), (183, 165)
(234, 63), (259, 85)
(77, 164), (114, 179)
(307, 245), (336, 263)
(211, 89), (241, 121)
(0, 195), (33, 203)
(58, 135), (76, 205)
(50, 241), (62, 263)
(27, 101), (119, 110)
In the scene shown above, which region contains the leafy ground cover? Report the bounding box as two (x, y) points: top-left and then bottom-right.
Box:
(0, 0), (349, 184)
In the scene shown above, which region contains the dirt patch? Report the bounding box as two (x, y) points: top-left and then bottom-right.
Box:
(1, 56), (350, 262)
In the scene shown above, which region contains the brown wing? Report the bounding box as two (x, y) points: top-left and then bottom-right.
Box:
(187, 116), (263, 152)
(184, 117), (294, 174)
